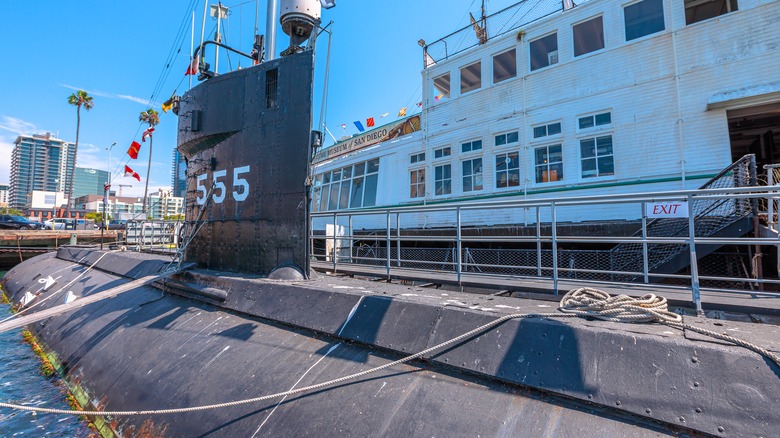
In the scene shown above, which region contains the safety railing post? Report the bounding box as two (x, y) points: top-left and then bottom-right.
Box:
(536, 207), (542, 277)
(386, 211), (391, 280)
(456, 207), (462, 285)
(396, 213), (401, 267)
(641, 201), (649, 284)
(332, 212), (338, 272)
(348, 214), (354, 263)
(767, 165), (776, 228)
(687, 194), (703, 315)
(551, 202), (558, 295)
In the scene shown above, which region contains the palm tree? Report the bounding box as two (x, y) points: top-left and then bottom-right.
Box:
(66, 90), (94, 213)
(138, 108), (160, 213)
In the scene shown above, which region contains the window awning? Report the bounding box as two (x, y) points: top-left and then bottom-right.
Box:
(707, 81), (780, 110)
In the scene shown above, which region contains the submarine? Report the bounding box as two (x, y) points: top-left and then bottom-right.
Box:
(2, 1), (779, 436)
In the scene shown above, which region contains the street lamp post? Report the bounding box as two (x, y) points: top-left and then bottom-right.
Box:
(101, 142), (116, 250)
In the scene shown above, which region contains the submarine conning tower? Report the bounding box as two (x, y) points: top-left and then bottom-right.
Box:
(176, 0), (324, 276)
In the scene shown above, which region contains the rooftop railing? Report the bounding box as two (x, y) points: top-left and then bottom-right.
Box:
(424, 0), (572, 66)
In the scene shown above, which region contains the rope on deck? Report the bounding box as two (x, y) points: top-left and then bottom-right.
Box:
(0, 288), (777, 417)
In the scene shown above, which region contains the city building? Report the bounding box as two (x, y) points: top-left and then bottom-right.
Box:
(73, 167), (109, 200)
(75, 189), (183, 221)
(148, 189), (184, 220)
(25, 191), (76, 220)
(10, 133), (75, 210)
(0, 184), (8, 207)
(172, 149), (187, 198)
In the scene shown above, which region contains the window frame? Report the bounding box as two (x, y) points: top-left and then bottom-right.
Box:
(410, 168), (426, 199)
(410, 152), (426, 164)
(576, 111), (612, 133)
(534, 143), (564, 184)
(434, 163), (452, 196)
(532, 121), (563, 141)
(495, 151), (521, 189)
(579, 134), (615, 179)
(461, 157), (484, 192)
(492, 48), (517, 84)
(623, 0), (666, 42)
(461, 139), (483, 154)
(460, 61), (483, 94)
(434, 146), (452, 159)
(684, 0), (737, 25)
(572, 15), (605, 57)
(494, 131), (520, 148)
(433, 72), (451, 102)
(529, 31), (559, 72)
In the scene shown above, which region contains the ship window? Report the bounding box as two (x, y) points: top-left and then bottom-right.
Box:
(685, 0), (737, 24)
(434, 147), (451, 159)
(462, 158), (483, 192)
(495, 152), (520, 188)
(530, 33), (558, 71)
(410, 152), (426, 164)
(535, 144), (563, 183)
(410, 168), (425, 198)
(265, 68), (278, 109)
(461, 140), (482, 153)
(573, 16), (604, 57)
(624, 0), (665, 41)
(493, 49), (516, 83)
(580, 135), (614, 178)
(433, 73), (451, 102)
(578, 112), (611, 130)
(434, 164), (452, 196)
(315, 158), (380, 211)
(350, 177), (364, 208)
(533, 122), (562, 139)
(495, 131), (519, 146)
(460, 62), (482, 94)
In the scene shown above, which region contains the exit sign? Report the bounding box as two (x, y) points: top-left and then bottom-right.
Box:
(646, 201), (689, 218)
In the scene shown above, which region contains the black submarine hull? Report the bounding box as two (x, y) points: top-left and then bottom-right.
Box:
(4, 248), (780, 436)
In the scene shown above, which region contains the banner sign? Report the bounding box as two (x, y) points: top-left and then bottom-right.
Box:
(646, 201), (689, 218)
(313, 115), (421, 164)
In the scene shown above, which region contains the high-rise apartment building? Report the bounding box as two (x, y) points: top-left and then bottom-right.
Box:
(172, 149), (186, 198)
(0, 184), (8, 207)
(73, 167), (110, 200)
(10, 133), (75, 210)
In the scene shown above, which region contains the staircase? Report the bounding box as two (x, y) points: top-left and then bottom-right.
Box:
(609, 155), (757, 282)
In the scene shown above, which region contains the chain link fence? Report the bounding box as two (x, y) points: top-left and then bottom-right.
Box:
(609, 154), (757, 282)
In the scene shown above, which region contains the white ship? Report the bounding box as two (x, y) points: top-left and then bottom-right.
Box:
(311, 0), (779, 227)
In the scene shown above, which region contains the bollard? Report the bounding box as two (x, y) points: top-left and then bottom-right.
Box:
(70, 233), (77, 245)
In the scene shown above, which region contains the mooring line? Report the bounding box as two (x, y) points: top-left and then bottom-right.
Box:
(0, 288), (777, 417)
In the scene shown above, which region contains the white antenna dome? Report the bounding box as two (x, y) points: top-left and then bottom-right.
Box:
(280, 0), (321, 44)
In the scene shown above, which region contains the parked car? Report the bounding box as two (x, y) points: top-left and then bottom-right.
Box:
(44, 218), (76, 230)
(0, 215), (44, 230)
(98, 220), (126, 230)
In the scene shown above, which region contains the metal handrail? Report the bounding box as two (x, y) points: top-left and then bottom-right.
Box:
(311, 185), (780, 312)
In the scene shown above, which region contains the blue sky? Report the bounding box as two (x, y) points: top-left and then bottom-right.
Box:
(0, 0), (517, 197)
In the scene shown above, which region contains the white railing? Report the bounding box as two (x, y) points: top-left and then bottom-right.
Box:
(311, 186), (780, 314)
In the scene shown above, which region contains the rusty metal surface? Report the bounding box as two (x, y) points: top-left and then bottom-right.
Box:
(177, 51), (313, 275)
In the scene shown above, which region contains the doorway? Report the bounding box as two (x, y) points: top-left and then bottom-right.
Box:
(728, 102), (780, 173)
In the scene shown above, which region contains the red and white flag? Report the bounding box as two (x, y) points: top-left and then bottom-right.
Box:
(127, 141), (141, 159)
(185, 56), (199, 76)
(142, 127), (155, 143)
(124, 165), (141, 182)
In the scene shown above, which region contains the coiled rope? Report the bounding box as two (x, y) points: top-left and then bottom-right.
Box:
(0, 288), (777, 417)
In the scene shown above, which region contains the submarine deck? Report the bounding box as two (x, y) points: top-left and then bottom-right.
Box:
(2, 247), (779, 436)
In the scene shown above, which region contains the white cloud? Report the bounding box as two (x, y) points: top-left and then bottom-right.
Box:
(0, 116), (37, 136)
(117, 94), (152, 107)
(61, 84), (155, 108)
